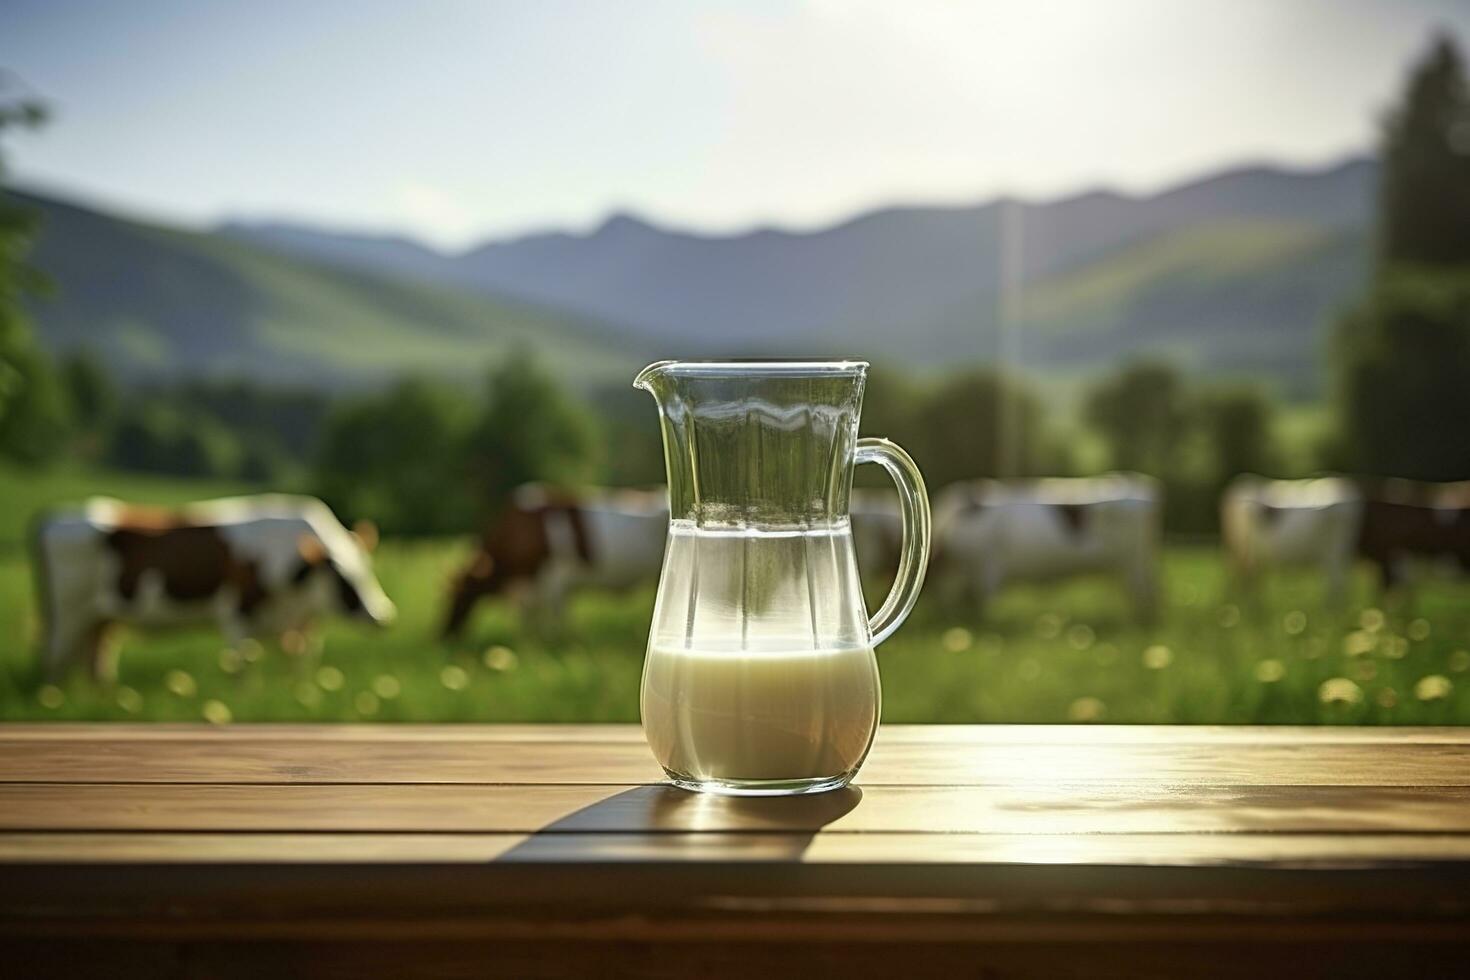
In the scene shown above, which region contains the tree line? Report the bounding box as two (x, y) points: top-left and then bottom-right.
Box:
(0, 346), (1304, 536)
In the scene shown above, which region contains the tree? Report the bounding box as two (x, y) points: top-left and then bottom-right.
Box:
(858, 364), (922, 446)
(1083, 360), (1188, 475)
(312, 352), (598, 536)
(1335, 271), (1470, 481)
(1377, 34), (1470, 269)
(907, 368), (1048, 487)
(105, 400), (243, 478)
(0, 75), (68, 463)
(463, 348), (597, 510)
(853, 365), (925, 488)
(313, 377), (477, 535)
(1194, 385), (1279, 482)
(592, 380), (667, 488)
(59, 349), (117, 459)
(1333, 35), (1470, 480)
(0, 342), (68, 464)
(60, 349), (116, 432)
(1084, 362), (1285, 532)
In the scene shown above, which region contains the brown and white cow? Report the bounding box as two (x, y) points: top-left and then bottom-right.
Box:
(33, 495), (395, 680)
(442, 485), (667, 638)
(932, 474), (1162, 621)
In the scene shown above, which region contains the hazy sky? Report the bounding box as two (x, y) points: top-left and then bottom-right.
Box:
(3, 0), (1468, 249)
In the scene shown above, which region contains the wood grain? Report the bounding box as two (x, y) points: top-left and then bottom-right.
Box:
(5, 735), (1470, 786)
(8, 728), (1470, 787)
(3, 781), (1469, 833)
(4, 723), (1470, 979)
(6, 831), (1470, 865)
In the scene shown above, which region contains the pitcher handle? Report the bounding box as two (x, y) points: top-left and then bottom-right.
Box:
(855, 437), (930, 647)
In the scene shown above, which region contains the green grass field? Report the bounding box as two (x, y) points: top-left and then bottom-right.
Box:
(2, 466), (1468, 725)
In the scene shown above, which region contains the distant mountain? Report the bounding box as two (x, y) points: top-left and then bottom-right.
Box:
(14, 156), (1375, 396)
(222, 158), (1376, 391)
(17, 192), (641, 389)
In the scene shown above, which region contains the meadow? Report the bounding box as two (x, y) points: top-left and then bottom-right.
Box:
(2, 468), (1468, 726)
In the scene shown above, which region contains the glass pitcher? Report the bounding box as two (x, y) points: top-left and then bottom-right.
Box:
(634, 359), (930, 796)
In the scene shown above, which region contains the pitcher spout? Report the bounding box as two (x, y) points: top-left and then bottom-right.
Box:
(633, 360), (678, 395)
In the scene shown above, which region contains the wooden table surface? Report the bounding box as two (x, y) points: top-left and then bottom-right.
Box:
(4, 723), (1470, 979)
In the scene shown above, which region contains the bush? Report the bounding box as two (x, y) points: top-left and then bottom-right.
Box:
(104, 400), (242, 478)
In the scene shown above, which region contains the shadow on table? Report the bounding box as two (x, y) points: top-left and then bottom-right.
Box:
(497, 784), (864, 863)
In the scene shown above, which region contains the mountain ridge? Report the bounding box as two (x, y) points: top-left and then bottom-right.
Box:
(221, 156), (1374, 257)
(11, 155), (1379, 395)
(220, 157), (1375, 376)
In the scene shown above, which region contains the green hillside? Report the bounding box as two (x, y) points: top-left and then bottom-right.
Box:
(17, 193), (640, 388)
(1019, 219), (1368, 393)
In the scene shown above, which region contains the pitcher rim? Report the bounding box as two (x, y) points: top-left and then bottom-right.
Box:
(634, 359), (869, 389)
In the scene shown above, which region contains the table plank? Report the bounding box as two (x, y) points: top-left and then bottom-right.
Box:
(7, 831), (1470, 866)
(7, 858), (1470, 946)
(3, 781), (1469, 834)
(0, 832), (528, 863)
(0, 738), (665, 784)
(6, 724), (1470, 979)
(6, 731), (1470, 786)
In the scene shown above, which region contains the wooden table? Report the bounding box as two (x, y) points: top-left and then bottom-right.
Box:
(3, 724), (1470, 978)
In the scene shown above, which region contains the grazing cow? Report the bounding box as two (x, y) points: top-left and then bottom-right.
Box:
(32, 495), (396, 681)
(932, 474), (1162, 621)
(443, 485), (667, 638)
(1357, 480), (1470, 589)
(1220, 476), (1363, 604)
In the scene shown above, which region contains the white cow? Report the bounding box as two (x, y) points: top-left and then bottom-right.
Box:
(33, 495), (396, 681)
(1220, 475), (1363, 604)
(933, 474), (1162, 621)
(443, 485), (668, 636)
